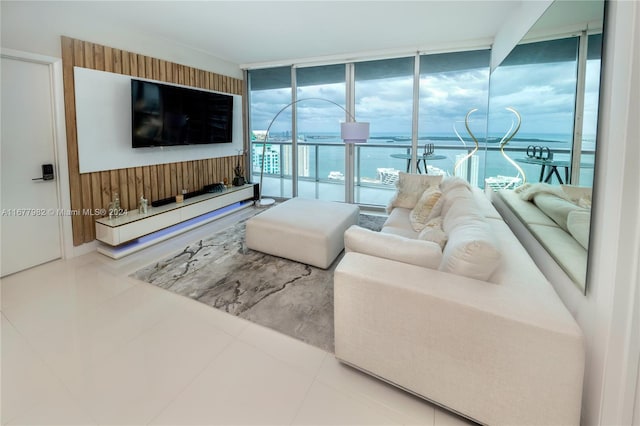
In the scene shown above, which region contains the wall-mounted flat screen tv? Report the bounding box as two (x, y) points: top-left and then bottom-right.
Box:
(131, 79), (233, 148)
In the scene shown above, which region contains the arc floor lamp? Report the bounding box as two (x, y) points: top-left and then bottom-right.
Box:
(257, 97), (370, 207)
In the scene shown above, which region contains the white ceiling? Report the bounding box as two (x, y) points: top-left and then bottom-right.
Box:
(2, 1), (522, 68)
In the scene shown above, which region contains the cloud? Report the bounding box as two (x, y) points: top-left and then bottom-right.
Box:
(249, 57), (597, 139)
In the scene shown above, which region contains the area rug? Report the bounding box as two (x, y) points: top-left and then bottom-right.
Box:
(130, 209), (386, 352)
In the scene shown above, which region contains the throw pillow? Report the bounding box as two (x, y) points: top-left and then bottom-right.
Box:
(426, 193), (445, 222)
(344, 225), (442, 269)
(409, 187), (443, 231)
(417, 217), (448, 249)
(386, 172), (444, 213)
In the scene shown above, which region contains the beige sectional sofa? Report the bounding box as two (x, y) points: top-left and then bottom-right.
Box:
(334, 175), (585, 426)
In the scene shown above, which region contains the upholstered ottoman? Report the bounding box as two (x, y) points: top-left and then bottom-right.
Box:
(246, 198), (359, 269)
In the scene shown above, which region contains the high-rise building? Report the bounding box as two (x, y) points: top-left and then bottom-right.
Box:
(252, 145), (280, 174)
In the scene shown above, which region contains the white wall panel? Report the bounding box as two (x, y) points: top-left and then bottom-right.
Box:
(74, 67), (243, 173)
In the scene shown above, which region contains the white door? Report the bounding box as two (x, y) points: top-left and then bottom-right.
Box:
(1, 56), (62, 277)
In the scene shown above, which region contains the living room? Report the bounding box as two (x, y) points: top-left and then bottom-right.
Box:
(1, 1), (638, 425)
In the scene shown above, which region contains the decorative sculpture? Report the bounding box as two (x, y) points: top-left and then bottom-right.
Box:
(232, 152), (246, 186)
(453, 108), (480, 175)
(499, 107), (526, 186)
(232, 163), (246, 186)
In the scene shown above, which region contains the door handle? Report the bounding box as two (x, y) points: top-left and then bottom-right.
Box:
(32, 164), (54, 181)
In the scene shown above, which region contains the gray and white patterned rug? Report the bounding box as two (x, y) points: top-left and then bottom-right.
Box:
(130, 209), (386, 352)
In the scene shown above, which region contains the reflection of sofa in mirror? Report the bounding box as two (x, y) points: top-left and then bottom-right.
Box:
(495, 183), (591, 288)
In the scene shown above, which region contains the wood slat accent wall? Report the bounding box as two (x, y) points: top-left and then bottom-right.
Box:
(60, 36), (245, 246)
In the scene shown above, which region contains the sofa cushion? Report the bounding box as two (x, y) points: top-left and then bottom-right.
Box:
(409, 187), (443, 231)
(440, 176), (472, 193)
(529, 223), (588, 285)
(440, 184), (476, 219)
(567, 209), (591, 249)
(440, 218), (501, 281)
(485, 218), (550, 287)
(515, 182), (568, 201)
(441, 188), (485, 234)
(345, 225), (442, 269)
(382, 207), (419, 239)
(386, 172), (443, 212)
(417, 217), (448, 249)
(498, 189), (559, 227)
(533, 192), (582, 231)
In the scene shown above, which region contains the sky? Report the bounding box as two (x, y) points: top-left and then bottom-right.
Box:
(249, 59), (601, 143)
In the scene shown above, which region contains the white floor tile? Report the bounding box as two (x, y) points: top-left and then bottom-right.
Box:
(64, 303), (234, 425)
(237, 321), (328, 378)
(6, 389), (97, 426)
(167, 290), (250, 337)
(291, 380), (404, 425)
(1, 261), (134, 339)
(315, 356), (436, 425)
(1, 315), (75, 425)
(150, 339), (314, 425)
(1, 210), (456, 426)
(25, 282), (198, 385)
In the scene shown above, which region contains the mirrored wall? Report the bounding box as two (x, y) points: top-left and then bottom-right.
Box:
(488, 0), (605, 293)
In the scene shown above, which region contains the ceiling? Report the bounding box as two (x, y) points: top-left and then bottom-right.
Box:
(2, 1), (522, 68)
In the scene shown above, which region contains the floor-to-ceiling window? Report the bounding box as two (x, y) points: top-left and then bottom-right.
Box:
(353, 57), (414, 205)
(295, 65), (346, 202)
(248, 67), (292, 199)
(418, 50), (490, 186)
(247, 37), (594, 204)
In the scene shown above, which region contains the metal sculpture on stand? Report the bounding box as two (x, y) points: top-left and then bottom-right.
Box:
(499, 107), (526, 187)
(453, 108), (480, 176)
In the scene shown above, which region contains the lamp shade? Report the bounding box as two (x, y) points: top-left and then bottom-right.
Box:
(341, 122), (369, 143)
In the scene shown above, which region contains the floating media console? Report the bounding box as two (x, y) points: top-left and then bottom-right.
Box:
(95, 184), (257, 259)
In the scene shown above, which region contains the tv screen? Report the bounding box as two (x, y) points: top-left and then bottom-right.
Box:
(131, 79), (233, 148)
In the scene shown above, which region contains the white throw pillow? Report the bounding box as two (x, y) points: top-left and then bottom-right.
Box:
(386, 172), (444, 213)
(439, 219), (501, 281)
(567, 209), (591, 249)
(344, 225), (442, 269)
(409, 187), (443, 231)
(417, 217), (448, 249)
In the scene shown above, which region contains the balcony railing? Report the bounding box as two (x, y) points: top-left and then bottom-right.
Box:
(251, 140), (595, 205)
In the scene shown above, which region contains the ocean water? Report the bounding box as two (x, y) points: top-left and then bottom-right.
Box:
(258, 132), (596, 187)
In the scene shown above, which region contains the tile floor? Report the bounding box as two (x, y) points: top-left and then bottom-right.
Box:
(1, 208), (474, 425)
